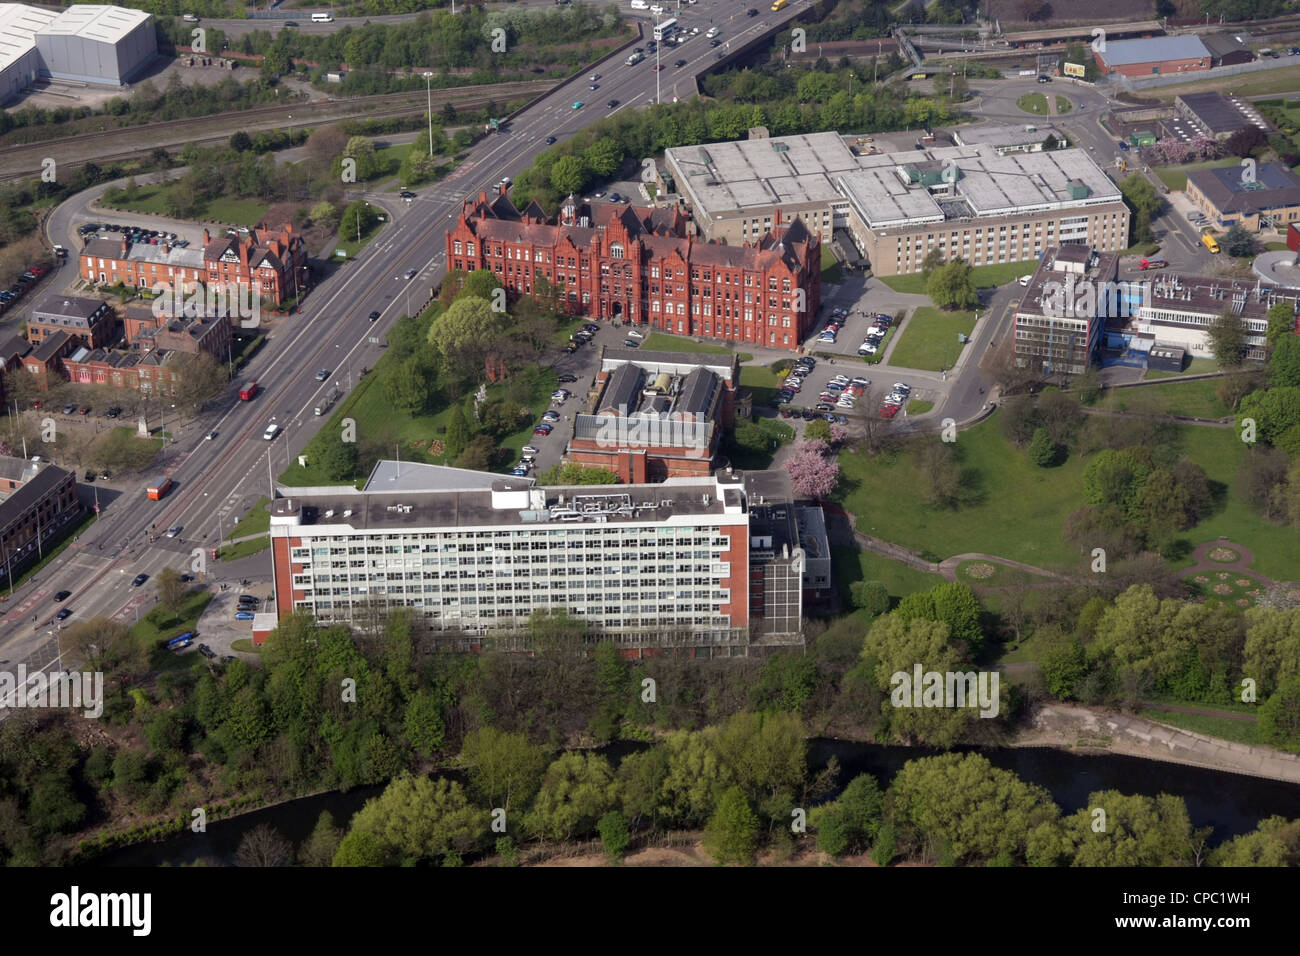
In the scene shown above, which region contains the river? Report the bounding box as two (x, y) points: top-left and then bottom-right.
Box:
(95, 740), (1300, 865)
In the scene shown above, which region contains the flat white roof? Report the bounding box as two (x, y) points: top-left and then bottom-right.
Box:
(37, 4), (150, 44)
(0, 3), (59, 73)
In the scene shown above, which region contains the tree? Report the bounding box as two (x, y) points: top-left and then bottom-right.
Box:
(1040, 639), (1087, 699)
(802, 418), (831, 442)
(584, 138), (624, 178)
(597, 810), (631, 862)
(537, 461), (619, 485)
(172, 353), (227, 414)
(525, 752), (621, 842)
(341, 136), (380, 181)
(850, 580), (890, 616)
(1026, 426), (1059, 467)
(404, 689), (446, 758)
(1209, 815), (1300, 867)
(298, 811), (343, 867)
(1119, 175), (1162, 244)
(1258, 678), (1300, 752)
(427, 296), (510, 380)
(919, 248), (946, 278)
(156, 567), (187, 614)
(1082, 449), (1149, 514)
(889, 753), (1062, 865)
(926, 258), (977, 310)
(229, 131), (253, 152)
(444, 405), (471, 460)
(916, 441), (965, 508)
(1238, 386), (1300, 448)
(315, 430), (358, 482)
(1171, 459), (1214, 525)
(454, 434), (497, 471)
(332, 830), (388, 867)
(345, 774), (488, 864)
(787, 440), (839, 498)
(1223, 224), (1257, 258)
(1270, 334), (1300, 388)
(703, 786), (760, 865)
(383, 354), (436, 415)
(237, 824), (293, 867)
(865, 615), (979, 747)
(309, 201), (339, 231)
(1225, 125), (1268, 158)
(1065, 790), (1200, 866)
(550, 155), (588, 196)
(458, 727), (549, 813)
(1267, 301), (1296, 348)
(813, 773), (884, 857)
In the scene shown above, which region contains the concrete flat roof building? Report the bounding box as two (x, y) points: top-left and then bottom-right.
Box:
(950, 124), (1067, 155)
(665, 132), (1128, 276)
(269, 465), (809, 651)
(1014, 245), (1124, 375)
(1186, 162), (1300, 232)
(1132, 272), (1299, 361)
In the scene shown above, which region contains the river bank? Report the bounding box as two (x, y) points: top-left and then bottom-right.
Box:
(1012, 702), (1300, 785)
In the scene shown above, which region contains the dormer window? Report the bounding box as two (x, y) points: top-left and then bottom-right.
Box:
(610, 243), (624, 259)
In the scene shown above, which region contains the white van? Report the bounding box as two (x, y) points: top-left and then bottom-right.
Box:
(263, 423), (282, 440)
(311, 12), (334, 23)
(630, 0), (649, 9)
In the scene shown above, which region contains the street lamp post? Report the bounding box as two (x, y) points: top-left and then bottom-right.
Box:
(423, 72), (435, 157)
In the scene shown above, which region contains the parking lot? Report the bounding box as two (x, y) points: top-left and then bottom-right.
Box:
(801, 273), (925, 359)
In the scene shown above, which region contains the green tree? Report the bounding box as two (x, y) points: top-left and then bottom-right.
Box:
(1065, 790), (1200, 866)
(872, 822), (898, 866)
(850, 580), (891, 616)
(597, 810), (631, 862)
(299, 811), (343, 867)
(1040, 639), (1087, 699)
(454, 434), (497, 471)
(1026, 426), (1059, 467)
(1223, 224), (1257, 258)
(1208, 815), (1300, 867)
(889, 753), (1062, 864)
(1207, 310), (1248, 367)
(592, 640), (630, 741)
(537, 461), (619, 484)
(1082, 449), (1149, 515)
(926, 258), (977, 310)
(156, 566), (186, 614)
(341, 136), (380, 181)
(346, 774), (488, 864)
(550, 155), (588, 196)
(1243, 606), (1300, 697)
(659, 729), (730, 827)
(444, 405), (472, 460)
(618, 746), (670, 830)
(1258, 678), (1300, 753)
(383, 354), (436, 415)
(338, 199), (380, 241)
(315, 430), (358, 481)
(703, 786), (761, 865)
(332, 830), (388, 867)
(1267, 301), (1296, 348)
(894, 582), (985, 653)
(229, 130), (253, 152)
(1119, 174), (1162, 244)
(404, 689), (446, 758)
(458, 727), (549, 813)
(526, 752), (621, 842)
(865, 614), (978, 747)
(802, 418), (831, 442)
(1270, 334), (1300, 388)
(584, 137), (624, 178)
(427, 296), (510, 380)
(309, 200), (339, 230)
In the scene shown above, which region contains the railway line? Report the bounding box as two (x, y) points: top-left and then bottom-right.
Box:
(0, 79), (552, 181)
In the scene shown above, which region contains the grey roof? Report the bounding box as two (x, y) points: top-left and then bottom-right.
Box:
(1098, 35), (1210, 67)
(36, 4), (150, 44)
(597, 363), (645, 415)
(1176, 91), (1260, 135)
(1201, 32), (1253, 58)
(31, 294), (110, 327)
(675, 366), (720, 417)
(31, 330), (70, 361)
(0, 461), (73, 532)
(600, 347), (738, 381)
(362, 461), (508, 494)
(952, 124), (1066, 148)
(1189, 163), (1300, 214)
(0, 455), (39, 484)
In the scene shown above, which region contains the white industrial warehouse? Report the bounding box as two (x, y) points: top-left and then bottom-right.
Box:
(0, 3), (156, 103)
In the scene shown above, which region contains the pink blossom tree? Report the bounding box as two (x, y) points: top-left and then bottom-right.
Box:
(1189, 134), (1219, 160)
(829, 424), (850, 446)
(788, 440), (840, 499)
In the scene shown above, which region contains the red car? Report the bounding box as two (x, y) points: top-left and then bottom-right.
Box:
(879, 403), (901, 419)
(30, 266), (46, 277)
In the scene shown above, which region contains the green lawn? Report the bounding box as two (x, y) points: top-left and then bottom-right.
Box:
(1148, 64), (1300, 100)
(1153, 157), (1238, 193)
(830, 544), (945, 609)
(907, 399), (935, 415)
(886, 306), (975, 371)
(879, 259), (1039, 295)
(218, 537), (270, 561)
(1143, 357), (1218, 380)
(1017, 92), (1048, 115)
(739, 363), (782, 405)
(954, 558), (1044, 588)
(1054, 95), (1071, 114)
(642, 332), (752, 363)
(331, 216), (389, 260)
(1137, 708), (1260, 746)
(129, 589), (214, 653)
(1100, 379), (1230, 419)
(836, 413), (1300, 579)
(100, 184), (268, 227)
(231, 637), (265, 654)
(227, 497), (270, 541)
(821, 244), (842, 285)
(91, 427), (163, 473)
(726, 416), (794, 470)
(1184, 569), (1265, 613)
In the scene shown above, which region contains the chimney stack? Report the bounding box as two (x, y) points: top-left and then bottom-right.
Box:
(203, 228), (210, 245)
(120, 238), (127, 256)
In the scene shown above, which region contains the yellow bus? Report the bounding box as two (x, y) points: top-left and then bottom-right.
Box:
(1201, 232), (1220, 254)
(771, 0), (788, 10)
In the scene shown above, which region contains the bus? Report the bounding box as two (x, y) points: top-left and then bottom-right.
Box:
(770, 0), (787, 10)
(311, 12), (334, 22)
(239, 381), (259, 401)
(147, 476), (172, 500)
(1201, 232), (1220, 254)
(653, 18), (677, 41)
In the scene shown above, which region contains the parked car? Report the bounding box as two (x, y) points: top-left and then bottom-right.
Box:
(552, 388), (570, 400)
(815, 402), (835, 412)
(879, 403), (901, 419)
(557, 373), (578, 383)
(235, 611), (256, 621)
(533, 424), (554, 435)
(623, 338), (640, 347)
(581, 323), (599, 333)
(509, 467), (528, 477)
(564, 342), (579, 353)
(522, 445), (539, 455)
(541, 410), (561, 423)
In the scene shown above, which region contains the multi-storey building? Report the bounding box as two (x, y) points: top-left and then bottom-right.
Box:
(269, 463), (819, 654)
(446, 188), (821, 351)
(1185, 163), (1300, 233)
(125, 307), (232, 363)
(566, 348), (738, 483)
(1013, 245), (1124, 375)
(27, 295), (116, 349)
(666, 132), (1127, 276)
(79, 224), (309, 306)
(1132, 272), (1300, 362)
(0, 457), (80, 580)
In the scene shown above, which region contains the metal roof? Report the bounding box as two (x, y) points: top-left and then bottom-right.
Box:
(0, 3), (59, 73)
(36, 4), (150, 44)
(1098, 35), (1210, 67)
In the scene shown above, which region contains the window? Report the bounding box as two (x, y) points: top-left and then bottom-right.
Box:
(610, 243), (624, 259)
